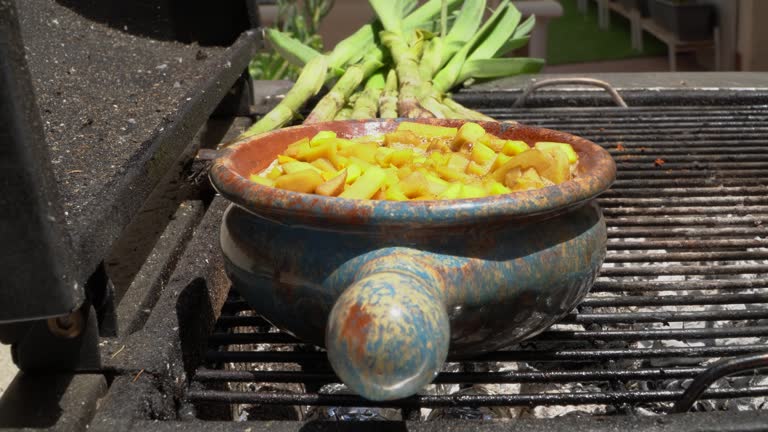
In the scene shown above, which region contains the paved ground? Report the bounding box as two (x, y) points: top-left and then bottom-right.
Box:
(0, 345), (17, 396)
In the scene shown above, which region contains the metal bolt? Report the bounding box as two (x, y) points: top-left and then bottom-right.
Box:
(47, 310), (84, 339)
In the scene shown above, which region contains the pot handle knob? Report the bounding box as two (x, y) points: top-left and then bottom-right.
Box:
(325, 252), (449, 401)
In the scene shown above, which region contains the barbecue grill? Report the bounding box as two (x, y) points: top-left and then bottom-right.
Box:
(2, 1), (768, 430)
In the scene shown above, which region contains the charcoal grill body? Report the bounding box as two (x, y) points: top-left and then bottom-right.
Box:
(211, 118), (615, 400)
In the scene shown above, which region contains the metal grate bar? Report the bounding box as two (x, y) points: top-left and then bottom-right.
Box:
(207, 325), (768, 347)
(193, 367), (716, 384)
(604, 206), (768, 216)
(605, 251), (768, 263)
(605, 239), (768, 251)
(564, 309), (768, 324)
(205, 345), (768, 364)
(580, 293), (768, 308)
(598, 265), (768, 277)
(592, 279), (768, 292)
(187, 387), (768, 407)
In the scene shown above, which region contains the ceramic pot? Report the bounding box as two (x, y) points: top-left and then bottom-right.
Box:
(209, 119), (616, 401)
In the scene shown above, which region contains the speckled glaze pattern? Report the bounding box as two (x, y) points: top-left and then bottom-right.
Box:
(210, 119), (616, 401)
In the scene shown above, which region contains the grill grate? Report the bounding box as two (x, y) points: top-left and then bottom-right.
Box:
(189, 104), (768, 421)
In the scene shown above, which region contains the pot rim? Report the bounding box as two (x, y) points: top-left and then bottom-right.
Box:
(209, 118), (616, 227)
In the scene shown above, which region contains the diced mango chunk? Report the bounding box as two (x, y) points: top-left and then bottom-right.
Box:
(540, 147), (570, 185)
(502, 140), (530, 156)
(284, 138), (310, 158)
(397, 121), (458, 138)
(282, 161), (322, 175)
(249, 175), (274, 187)
(470, 141), (497, 165)
(274, 169), (324, 193)
(340, 166), (387, 200)
(311, 158), (336, 173)
(316, 170), (348, 196)
(452, 122), (486, 151)
(459, 184), (487, 199)
(310, 131), (336, 146)
(535, 141), (579, 164)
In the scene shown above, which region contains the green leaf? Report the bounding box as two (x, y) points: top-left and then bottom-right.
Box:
(266, 29), (322, 69)
(458, 57), (544, 81)
(432, 0), (510, 93)
(495, 36), (530, 57)
(466, 2), (521, 62)
(441, 0), (486, 64)
(370, 0), (402, 32)
(513, 14), (536, 39)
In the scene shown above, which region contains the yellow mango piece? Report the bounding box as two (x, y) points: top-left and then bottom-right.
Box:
(373, 188), (388, 200)
(438, 183), (462, 199)
(343, 142), (378, 164)
(385, 185), (409, 201)
(340, 167), (386, 200)
(424, 173), (449, 195)
(282, 161), (323, 174)
(467, 160), (492, 177)
(389, 149), (415, 167)
(336, 138), (358, 151)
(384, 130), (421, 148)
(540, 147), (571, 184)
(491, 149), (551, 182)
(491, 153), (512, 171)
(332, 155), (349, 170)
(266, 167), (283, 180)
(396, 121), (458, 138)
(436, 165), (469, 182)
(397, 165), (413, 180)
(514, 168), (547, 191)
(311, 158), (336, 173)
(400, 171), (429, 198)
(470, 141), (497, 165)
(278, 154), (298, 164)
(427, 152), (446, 166)
(249, 174), (274, 187)
(296, 141), (337, 162)
(274, 169), (324, 193)
(375, 147), (396, 165)
(346, 163), (363, 184)
(349, 156), (373, 171)
(459, 184), (487, 199)
(310, 131), (336, 146)
(502, 140), (530, 156)
(503, 168), (522, 188)
(316, 170), (348, 196)
(452, 122), (486, 151)
(446, 153), (470, 172)
(412, 156), (427, 165)
(486, 180), (512, 195)
(284, 138), (311, 158)
(383, 168), (399, 187)
(480, 134), (506, 152)
(321, 170), (339, 181)
(535, 141), (579, 164)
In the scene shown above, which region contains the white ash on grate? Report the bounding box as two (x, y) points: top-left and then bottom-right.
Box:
(423, 361), (522, 420)
(602, 242), (768, 415)
(304, 384), (402, 421)
(224, 310), (308, 421)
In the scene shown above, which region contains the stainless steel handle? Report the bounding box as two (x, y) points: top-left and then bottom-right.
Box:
(513, 78), (629, 108)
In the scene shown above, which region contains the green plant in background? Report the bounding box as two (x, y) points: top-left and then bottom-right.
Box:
(249, 0), (335, 81)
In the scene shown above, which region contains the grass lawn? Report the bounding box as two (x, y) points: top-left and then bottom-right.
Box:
(546, 0), (667, 65)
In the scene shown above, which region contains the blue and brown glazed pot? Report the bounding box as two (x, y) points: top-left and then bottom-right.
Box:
(209, 119), (616, 401)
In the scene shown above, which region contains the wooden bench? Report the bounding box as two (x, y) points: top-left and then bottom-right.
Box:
(595, 0), (720, 71)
